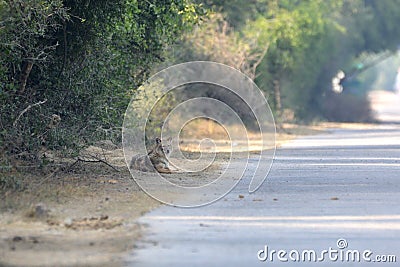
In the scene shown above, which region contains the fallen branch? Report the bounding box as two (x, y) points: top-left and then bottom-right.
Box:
(65, 153), (120, 173)
(77, 155), (120, 172)
(13, 99), (47, 127)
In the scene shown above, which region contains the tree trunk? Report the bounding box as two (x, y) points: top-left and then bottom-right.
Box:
(19, 60), (33, 94)
(273, 79), (282, 116)
(273, 79), (287, 133)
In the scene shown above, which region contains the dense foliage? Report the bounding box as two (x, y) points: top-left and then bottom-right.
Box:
(0, 0), (204, 162)
(188, 0), (400, 121)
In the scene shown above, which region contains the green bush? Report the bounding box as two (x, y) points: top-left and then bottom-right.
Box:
(0, 0), (204, 164)
(321, 91), (374, 122)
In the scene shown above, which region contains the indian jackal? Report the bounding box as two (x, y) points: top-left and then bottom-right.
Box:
(129, 137), (176, 173)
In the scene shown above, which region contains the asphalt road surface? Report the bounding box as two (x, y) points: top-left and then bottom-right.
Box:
(126, 90), (400, 266)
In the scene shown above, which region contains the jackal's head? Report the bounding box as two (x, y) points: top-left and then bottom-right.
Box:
(152, 137), (172, 157)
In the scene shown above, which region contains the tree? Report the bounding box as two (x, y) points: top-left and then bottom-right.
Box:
(314, 0), (400, 121)
(0, 0), (205, 162)
(247, 0), (342, 120)
(172, 12), (266, 79)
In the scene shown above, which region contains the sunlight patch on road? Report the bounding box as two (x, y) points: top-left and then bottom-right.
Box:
(146, 215), (400, 230)
(306, 163), (400, 167)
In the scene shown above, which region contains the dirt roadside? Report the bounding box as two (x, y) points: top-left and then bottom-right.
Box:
(0, 165), (160, 267)
(0, 123), (328, 267)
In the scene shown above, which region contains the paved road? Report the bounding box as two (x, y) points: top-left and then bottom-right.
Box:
(126, 91), (400, 266)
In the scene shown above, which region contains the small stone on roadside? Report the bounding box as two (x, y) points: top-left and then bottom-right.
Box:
(12, 236), (23, 242)
(64, 218), (73, 227)
(34, 203), (49, 217)
(30, 237), (39, 244)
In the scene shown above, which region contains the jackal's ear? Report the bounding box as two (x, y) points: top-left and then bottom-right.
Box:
(165, 137), (172, 143)
(155, 137), (161, 144)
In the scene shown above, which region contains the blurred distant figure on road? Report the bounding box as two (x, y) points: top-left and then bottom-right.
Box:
(394, 67), (400, 94)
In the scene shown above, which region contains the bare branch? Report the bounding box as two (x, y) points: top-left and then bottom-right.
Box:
(13, 99), (47, 128)
(251, 43), (270, 79)
(77, 154), (120, 172)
